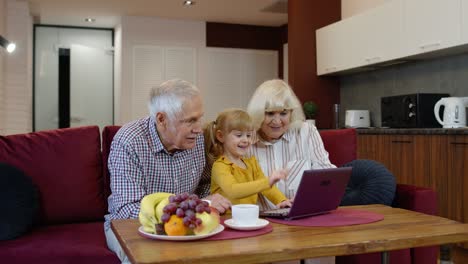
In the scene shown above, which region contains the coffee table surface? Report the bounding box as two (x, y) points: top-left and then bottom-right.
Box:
(111, 204), (468, 264)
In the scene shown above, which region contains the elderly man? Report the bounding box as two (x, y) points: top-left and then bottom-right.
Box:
(104, 79), (231, 262)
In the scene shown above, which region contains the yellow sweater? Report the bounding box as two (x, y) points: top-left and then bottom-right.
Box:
(210, 155), (287, 205)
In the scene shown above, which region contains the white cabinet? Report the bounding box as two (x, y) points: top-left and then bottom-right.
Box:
(316, 0), (466, 76)
(316, 22), (353, 75)
(462, 0), (468, 43)
(316, 0), (402, 75)
(351, 0), (403, 67)
(402, 0), (461, 56)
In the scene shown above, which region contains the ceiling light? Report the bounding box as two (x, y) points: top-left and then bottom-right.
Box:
(0, 35), (16, 53)
(183, 1), (195, 6)
(85, 18), (96, 23)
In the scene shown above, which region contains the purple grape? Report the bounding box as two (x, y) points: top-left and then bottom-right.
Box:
(179, 201), (189, 210)
(168, 195), (176, 203)
(188, 223), (195, 229)
(181, 192), (189, 200)
(176, 208), (185, 217)
(204, 207), (211, 214)
(202, 201), (209, 207)
(185, 209), (195, 218)
(161, 213), (170, 223)
(188, 200), (197, 209)
(195, 204), (205, 213)
(195, 218), (202, 225)
(189, 194), (198, 200)
(183, 216), (191, 226)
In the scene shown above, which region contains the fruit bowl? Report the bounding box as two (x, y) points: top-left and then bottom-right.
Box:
(138, 224), (224, 241)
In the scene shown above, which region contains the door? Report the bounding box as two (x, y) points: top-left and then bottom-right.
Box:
(70, 44), (113, 129)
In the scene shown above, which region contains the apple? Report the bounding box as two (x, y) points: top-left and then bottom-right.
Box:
(193, 207), (220, 235)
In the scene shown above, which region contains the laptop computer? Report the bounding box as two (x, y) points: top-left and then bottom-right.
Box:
(260, 167), (352, 220)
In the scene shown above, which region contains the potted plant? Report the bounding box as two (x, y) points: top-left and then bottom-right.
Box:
(303, 101), (318, 126)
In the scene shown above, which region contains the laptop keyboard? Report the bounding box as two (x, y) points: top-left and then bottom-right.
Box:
(260, 207), (290, 217)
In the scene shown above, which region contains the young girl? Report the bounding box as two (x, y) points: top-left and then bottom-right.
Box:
(204, 108), (292, 208)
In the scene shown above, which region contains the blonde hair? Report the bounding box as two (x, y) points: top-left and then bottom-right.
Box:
(247, 79), (305, 130)
(204, 109), (254, 165)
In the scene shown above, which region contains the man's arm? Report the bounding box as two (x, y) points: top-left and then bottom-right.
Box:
(107, 140), (146, 220)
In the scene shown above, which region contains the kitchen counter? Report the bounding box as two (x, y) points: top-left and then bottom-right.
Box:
(355, 127), (468, 135)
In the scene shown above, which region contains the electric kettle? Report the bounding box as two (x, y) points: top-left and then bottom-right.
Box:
(433, 97), (468, 128)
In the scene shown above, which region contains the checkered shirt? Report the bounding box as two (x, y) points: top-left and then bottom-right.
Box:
(104, 116), (209, 230)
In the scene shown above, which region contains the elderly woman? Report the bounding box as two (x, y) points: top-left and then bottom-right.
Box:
(247, 79), (335, 264)
(247, 79), (336, 207)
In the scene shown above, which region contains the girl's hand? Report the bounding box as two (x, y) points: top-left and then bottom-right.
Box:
(269, 169), (288, 186)
(276, 199), (293, 208)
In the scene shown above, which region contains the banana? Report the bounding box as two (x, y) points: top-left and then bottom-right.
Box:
(155, 197), (170, 223)
(139, 211), (155, 233)
(139, 192), (173, 228)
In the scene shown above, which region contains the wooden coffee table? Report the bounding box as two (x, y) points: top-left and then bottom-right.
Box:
(111, 204), (468, 264)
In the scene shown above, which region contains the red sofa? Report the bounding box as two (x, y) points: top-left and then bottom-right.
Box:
(0, 126), (437, 264)
(0, 126), (119, 264)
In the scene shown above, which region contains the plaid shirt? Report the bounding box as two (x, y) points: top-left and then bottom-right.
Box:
(104, 116), (209, 230)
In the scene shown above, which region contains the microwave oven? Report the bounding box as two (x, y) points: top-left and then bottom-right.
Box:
(381, 93), (450, 128)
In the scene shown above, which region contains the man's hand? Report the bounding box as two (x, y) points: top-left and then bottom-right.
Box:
(204, 193), (231, 214)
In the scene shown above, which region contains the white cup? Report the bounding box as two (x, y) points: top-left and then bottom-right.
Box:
(231, 204), (259, 226)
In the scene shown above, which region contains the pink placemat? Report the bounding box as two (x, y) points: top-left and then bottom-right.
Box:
(267, 208), (384, 227)
(203, 219), (273, 241)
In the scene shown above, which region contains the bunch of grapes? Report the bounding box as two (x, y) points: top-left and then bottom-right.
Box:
(161, 192), (211, 229)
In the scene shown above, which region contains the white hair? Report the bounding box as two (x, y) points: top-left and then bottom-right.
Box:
(247, 79), (305, 130)
(148, 79), (201, 121)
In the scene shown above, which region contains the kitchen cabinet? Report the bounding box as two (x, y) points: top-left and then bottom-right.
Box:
(316, 0), (402, 75)
(462, 1), (468, 43)
(316, 0), (466, 75)
(447, 135), (468, 249)
(358, 133), (468, 248)
(316, 21), (353, 75)
(402, 0), (461, 56)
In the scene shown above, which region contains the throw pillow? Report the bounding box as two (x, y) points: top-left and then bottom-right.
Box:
(0, 163), (39, 240)
(340, 159), (396, 206)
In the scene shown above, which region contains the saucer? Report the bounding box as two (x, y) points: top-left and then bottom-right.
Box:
(224, 218), (269, 231)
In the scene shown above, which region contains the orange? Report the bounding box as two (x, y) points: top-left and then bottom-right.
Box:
(164, 215), (188, 236)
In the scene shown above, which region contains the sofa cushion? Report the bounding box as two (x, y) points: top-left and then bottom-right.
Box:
(340, 159), (396, 206)
(0, 163), (39, 240)
(319, 128), (357, 167)
(0, 126), (106, 224)
(0, 222), (119, 264)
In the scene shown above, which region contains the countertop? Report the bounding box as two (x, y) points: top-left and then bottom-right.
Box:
(355, 127), (468, 135)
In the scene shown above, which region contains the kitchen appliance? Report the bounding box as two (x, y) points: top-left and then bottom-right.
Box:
(345, 110), (370, 128)
(433, 97), (468, 128)
(381, 93), (449, 128)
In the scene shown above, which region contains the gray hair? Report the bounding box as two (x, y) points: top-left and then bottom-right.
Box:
(148, 79), (201, 121)
(247, 79), (305, 129)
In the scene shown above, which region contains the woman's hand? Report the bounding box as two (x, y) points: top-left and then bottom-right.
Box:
(269, 168), (288, 186)
(204, 193), (232, 214)
(276, 199), (293, 208)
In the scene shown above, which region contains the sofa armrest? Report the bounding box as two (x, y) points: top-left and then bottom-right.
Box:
(393, 184), (437, 215)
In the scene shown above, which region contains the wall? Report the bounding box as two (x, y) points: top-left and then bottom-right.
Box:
(116, 16), (278, 124)
(339, 0), (468, 127)
(289, 0), (341, 128)
(340, 54), (468, 127)
(117, 16), (206, 124)
(2, 0), (32, 135)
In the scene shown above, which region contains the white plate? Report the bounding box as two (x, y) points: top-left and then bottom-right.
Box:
(138, 224), (224, 241)
(224, 219), (270, 231)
